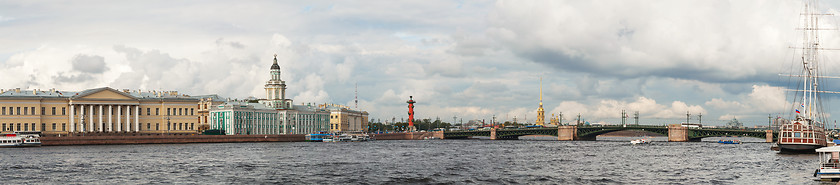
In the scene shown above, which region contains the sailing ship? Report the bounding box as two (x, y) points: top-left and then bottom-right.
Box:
(778, 1), (832, 153)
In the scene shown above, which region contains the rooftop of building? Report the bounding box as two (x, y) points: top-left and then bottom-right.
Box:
(0, 87), (202, 100)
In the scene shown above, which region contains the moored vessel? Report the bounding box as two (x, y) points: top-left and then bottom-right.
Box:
(777, 0), (831, 153)
(0, 131), (42, 147)
(815, 146), (840, 180)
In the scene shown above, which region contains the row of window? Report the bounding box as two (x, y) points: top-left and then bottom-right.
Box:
(1, 122), (196, 132)
(781, 132), (816, 138)
(0, 106), (197, 117)
(0, 107), (46, 116)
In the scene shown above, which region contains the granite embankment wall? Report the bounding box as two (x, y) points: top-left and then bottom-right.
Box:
(41, 134), (306, 146)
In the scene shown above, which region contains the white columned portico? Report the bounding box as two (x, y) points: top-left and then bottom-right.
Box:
(125, 105), (131, 132)
(89, 105), (94, 132)
(117, 105), (122, 132)
(135, 106), (140, 132)
(108, 105), (113, 132)
(69, 104), (75, 132)
(99, 105), (103, 132)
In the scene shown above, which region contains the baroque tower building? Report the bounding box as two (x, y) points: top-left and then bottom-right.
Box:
(536, 77), (545, 126)
(262, 54), (289, 109)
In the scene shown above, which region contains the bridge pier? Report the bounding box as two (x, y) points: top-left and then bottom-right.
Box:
(668, 124), (688, 142)
(557, 126), (577, 141)
(765, 130), (773, 143)
(433, 131), (444, 139)
(490, 128), (497, 140)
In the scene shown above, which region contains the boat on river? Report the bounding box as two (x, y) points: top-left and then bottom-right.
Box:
(630, 138), (650, 145)
(0, 131), (41, 147)
(718, 140), (740, 144)
(777, 0), (831, 153)
(815, 146), (840, 180)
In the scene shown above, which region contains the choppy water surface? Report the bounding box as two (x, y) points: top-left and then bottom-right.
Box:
(0, 136), (831, 184)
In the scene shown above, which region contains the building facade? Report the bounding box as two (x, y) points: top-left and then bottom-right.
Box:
(197, 95), (225, 131)
(0, 87), (200, 134)
(208, 55), (340, 135)
(324, 104), (369, 132)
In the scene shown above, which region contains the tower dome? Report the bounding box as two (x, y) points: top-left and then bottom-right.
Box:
(271, 54), (281, 70)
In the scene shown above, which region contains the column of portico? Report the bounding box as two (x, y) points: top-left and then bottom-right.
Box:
(117, 105), (122, 132)
(89, 105), (94, 132)
(135, 106), (140, 132)
(98, 105), (103, 132)
(69, 104), (75, 132)
(108, 105), (113, 132)
(79, 105), (85, 132)
(125, 105), (131, 132)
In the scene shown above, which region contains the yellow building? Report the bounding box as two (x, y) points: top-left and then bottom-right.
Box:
(0, 87), (200, 135)
(322, 104), (369, 132)
(197, 95), (225, 131)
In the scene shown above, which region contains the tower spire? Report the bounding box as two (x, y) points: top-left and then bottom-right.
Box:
(539, 77), (543, 106)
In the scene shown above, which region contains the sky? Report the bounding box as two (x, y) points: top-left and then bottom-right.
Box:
(3, 0), (840, 127)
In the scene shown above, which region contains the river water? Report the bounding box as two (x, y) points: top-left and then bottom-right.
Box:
(0, 136), (831, 184)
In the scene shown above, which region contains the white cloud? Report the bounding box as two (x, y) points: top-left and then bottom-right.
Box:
(1, 1), (837, 126)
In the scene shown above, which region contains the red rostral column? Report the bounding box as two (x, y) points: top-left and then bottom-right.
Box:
(407, 96), (416, 129)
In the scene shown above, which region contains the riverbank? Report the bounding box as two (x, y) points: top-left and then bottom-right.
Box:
(41, 134), (306, 146)
(40, 132), (440, 146)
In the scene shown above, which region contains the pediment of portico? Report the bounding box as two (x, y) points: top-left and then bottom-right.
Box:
(70, 87), (139, 104)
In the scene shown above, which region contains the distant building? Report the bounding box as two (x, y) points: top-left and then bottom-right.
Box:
(197, 95), (225, 131)
(208, 55), (365, 135)
(0, 87), (200, 135)
(726, 117), (744, 128)
(322, 104), (369, 132)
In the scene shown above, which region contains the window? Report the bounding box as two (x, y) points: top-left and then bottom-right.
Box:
(52, 107), (56, 115)
(147, 108), (150, 116)
(179, 108), (182, 115)
(179, 123), (183, 130)
(52, 123), (56, 131)
(1, 123), (4, 131)
(156, 123), (159, 130)
(23, 107), (27, 115)
(191, 123), (194, 130)
(42, 107), (45, 115)
(156, 108), (159, 115)
(147, 123), (151, 130)
(31, 107), (34, 115)
(62, 107), (66, 115)
(41, 123), (45, 131)
(167, 108), (170, 116)
(190, 108), (194, 115)
(62, 123), (66, 131)
(167, 123), (170, 130)
(1, 107), (4, 115)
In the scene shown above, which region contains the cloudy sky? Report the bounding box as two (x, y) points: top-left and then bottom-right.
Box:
(3, 0), (840, 126)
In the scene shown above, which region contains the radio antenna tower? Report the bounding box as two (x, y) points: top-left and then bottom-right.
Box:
(354, 82), (358, 109)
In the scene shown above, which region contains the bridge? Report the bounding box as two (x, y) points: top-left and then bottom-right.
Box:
(441, 125), (776, 142)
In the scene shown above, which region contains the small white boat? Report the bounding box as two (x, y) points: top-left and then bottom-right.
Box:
(0, 131), (41, 147)
(424, 137), (439, 140)
(815, 146), (840, 180)
(630, 138), (650, 145)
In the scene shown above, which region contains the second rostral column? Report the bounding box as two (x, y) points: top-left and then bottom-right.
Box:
(407, 96), (417, 132)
